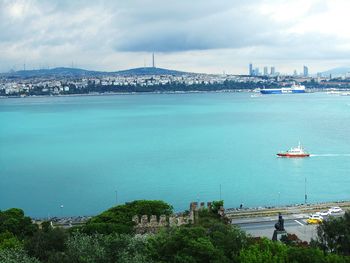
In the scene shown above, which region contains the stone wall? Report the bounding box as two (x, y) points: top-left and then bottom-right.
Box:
(133, 201), (225, 234)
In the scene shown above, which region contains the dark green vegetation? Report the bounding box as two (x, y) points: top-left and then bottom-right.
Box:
(1, 202), (350, 263)
(81, 200), (173, 234)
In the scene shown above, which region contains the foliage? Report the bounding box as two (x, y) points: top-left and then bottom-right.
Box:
(208, 223), (248, 260)
(0, 232), (23, 250)
(0, 208), (38, 239)
(0, 248), (40, 263)
(313, 211), (350, 255)
(211, 200), (224, 215)
(239, 238), (350, 263)
(64, 232), (150, 263)
(280, 233), (308, 248)
(25, 227), (68, 262)
(83, 200), (173, 234)
(147, 226), (229, 263)
(238, 238), (288, 263)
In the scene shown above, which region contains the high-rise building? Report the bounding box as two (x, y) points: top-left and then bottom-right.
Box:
(255, 67), (259, 76)
(249, 63), (253, 76)
(263, 66), (268, 76)
(303, 65), (309, 77)
(271, 67), (275, 75)
(152, 53), (155, 68)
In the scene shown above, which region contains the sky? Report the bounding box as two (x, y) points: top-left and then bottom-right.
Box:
(0, 0), (350, 74)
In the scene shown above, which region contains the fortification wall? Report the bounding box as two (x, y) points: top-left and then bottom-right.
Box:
(133, 201), (220, 234)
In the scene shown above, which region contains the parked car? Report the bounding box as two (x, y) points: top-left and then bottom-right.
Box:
(315, 210), (331, 216)
(307, 214), (323, 224)
(328, 206), (343, 214)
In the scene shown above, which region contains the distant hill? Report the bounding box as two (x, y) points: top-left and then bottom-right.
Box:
(1, 66), (190, 78)
(320, 67), (350, 77)
(114, 67), (188, 76)
(3, 67), (108, 78)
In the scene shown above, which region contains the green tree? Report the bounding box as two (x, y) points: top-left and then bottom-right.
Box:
(208, 223), (247, 260)
(25, 227), (68, 262)
(0, 232), (22, 250)
(146, 227), (229, 263)
(313, 211), (350, 255)
(238, 238), (288, 263)
(0, 209), (38, 239)
(82, 200), (173, 234)
(64, 232), (150, 263)
(287, 246), (350, 263)
(0, 248), (40, 263)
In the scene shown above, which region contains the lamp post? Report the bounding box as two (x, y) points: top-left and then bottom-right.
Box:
(304, 178), (307, 204)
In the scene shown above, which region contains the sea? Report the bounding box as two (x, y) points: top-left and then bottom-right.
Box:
(1, 92), (350, 217)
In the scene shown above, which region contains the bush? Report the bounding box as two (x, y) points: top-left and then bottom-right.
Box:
(0, 248), (40, 263)
(83, 200), (173, 234)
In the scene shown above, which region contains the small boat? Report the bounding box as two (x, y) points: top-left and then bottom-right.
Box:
(277, 142), (310, 158)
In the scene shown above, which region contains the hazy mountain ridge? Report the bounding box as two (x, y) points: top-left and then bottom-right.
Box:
(1, 67), (190, 78)
(320, 67), (350, 77)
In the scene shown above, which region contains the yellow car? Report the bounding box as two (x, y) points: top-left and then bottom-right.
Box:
(306, 215), (323, 224)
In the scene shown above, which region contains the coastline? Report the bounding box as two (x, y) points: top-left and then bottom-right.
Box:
(0, 89), (333, 100)
(0, 89), (253, 99)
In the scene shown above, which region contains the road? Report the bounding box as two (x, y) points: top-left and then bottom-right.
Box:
(233, 217), (318, 242)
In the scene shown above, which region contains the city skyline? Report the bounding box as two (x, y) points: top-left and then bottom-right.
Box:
(1, 0), (350, 74)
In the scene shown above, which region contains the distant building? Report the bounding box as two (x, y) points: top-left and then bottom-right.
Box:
(263, 66), (268, 76)
(293, 70), (298, 76)
(249, 63), (253, 76)
(303, 65), (309, 77)
(254, 67), (259, 76)
(271, 67), (275, 75)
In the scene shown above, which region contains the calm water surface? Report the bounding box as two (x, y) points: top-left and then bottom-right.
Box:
(1, 92), (350, 217)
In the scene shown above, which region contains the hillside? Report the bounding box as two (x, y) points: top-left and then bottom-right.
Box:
(1, 66), (190, 78)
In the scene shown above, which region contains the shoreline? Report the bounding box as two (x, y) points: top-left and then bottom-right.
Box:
(31, 199), (350, 222)
(0, 89), (253, 99)
(0, 89), (337, 99)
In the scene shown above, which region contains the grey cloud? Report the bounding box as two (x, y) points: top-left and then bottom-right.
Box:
(112, 2), (281, 52)
(0, 0), (350, 73)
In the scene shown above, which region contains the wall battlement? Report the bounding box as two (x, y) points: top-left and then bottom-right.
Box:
(133, 201), (224, 234)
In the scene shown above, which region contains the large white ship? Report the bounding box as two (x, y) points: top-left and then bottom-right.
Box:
(260, 84), (306, 94)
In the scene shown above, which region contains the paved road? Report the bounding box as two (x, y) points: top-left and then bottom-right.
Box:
(236, 218), (305, 231)
(234, 218), (318, 242)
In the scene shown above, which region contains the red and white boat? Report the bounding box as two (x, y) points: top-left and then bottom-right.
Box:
(277, 142), (310, 158)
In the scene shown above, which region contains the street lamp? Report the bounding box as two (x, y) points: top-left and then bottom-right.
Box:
(304, 178), (308, 204)
(60, 204), (64, 218)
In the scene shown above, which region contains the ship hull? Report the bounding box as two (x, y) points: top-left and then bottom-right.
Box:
(277, 153), (310, 158)
(260, 89), (282, 94)
(260, 86), (306, 94)
(291, 90), (306, 93)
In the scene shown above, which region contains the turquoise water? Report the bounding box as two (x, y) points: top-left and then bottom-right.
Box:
(1, 93), (350, 217)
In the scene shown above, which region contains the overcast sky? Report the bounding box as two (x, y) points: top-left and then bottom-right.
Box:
(1, 0), (350, 74)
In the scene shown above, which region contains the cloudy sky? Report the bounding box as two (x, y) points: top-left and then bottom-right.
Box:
(1, 0), (350, 74)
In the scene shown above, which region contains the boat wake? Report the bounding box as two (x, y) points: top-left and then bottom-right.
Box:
(310, 154), (350, 157)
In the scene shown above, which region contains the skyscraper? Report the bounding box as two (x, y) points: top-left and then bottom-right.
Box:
(271, 67), (275, 75)
(152, 53), (155, 68)
(263, 66), (268, 76)
(249, 63), (253, 76)
(303, 65), (309, 77)
(254, 67), (259, 76)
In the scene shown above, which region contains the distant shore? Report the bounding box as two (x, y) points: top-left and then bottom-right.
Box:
(0, 88), (342, 99)
(0, 89), (253, 99)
